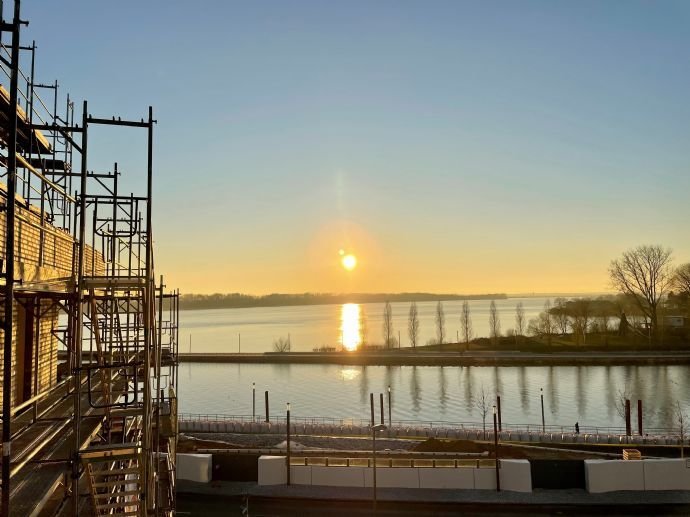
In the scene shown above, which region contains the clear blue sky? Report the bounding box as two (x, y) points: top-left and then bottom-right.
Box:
(20, 1), (690, 294)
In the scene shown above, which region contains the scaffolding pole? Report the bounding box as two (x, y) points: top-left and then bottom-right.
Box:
(1, 2), (22, 514)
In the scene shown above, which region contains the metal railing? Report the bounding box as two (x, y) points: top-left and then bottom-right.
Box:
(177, 412), (676, 437)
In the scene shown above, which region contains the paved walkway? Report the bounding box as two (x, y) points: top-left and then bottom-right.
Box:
(178, 350), (690, 366)
(178, 479), (690, 508)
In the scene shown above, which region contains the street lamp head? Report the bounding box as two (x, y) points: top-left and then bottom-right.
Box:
(388, 385), (391, 393)
(493, 405), (496, 415)
(287, 402), (290, 411)
(252, 382), (255, 389)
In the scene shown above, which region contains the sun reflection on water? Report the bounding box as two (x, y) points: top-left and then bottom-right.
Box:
(340, 303), (361, 351)
(339, 368), (361, 381)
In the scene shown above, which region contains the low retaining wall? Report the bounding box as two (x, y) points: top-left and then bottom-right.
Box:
(585, 459), (690, 492)
(257, 456), (531, 492)
(177, 453), (212, 483)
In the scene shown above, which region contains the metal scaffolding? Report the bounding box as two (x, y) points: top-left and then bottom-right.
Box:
(0, 1), (179, 515)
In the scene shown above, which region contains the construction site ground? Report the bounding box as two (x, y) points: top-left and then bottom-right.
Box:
(179, 432), (686, 460)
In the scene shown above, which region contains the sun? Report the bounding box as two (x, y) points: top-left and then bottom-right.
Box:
(341, 254), (357, 271)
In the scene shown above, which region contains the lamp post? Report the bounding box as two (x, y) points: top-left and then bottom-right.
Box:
(540, 388), (545, 433)
(286, 402), (291, 486)
(252, 382), (255, 422)
(371, 423), (387, 513)
(493, 405), (500, 492)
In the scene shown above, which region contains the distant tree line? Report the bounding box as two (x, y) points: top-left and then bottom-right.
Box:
(178, 292), (507, 310)
(522, 245), (690, 346)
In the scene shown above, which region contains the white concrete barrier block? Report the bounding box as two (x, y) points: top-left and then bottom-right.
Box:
(311, 466), (366, 487)
(474, 467), (497, 490)
(643, 459), (690, 491)
(500, 460), (532, 492)
(364, 467), (420, 488)
(585, 460), (644, 493)
(177, 453), (212, 483)
(290, 465), (312, 485)
(258, 455), (287, 485)
(419, 468), (474, 489)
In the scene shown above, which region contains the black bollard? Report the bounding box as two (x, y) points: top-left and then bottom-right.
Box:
(380, 393), (384, 425)
(540, 388), (545, 433)
(497, 395), (502, 432)
(637, 399), (643, 435)
(370, 393), (374, 426)
(265, 391), (269, 423)
(625, 399), (631, 436)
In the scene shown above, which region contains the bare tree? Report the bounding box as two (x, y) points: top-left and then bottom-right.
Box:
(460, 300), (473, 348)
(543, 299), (553, 345)
(473, 384), (491, 438)
(553, 297), (569, 335)
(593, 297), (617, 345)
(273, 335), (291, 353)
(676, 402), (688, 458)
(489, 300), (501, 345)
(569, 299), (592, 345)
(615, 385), (633, 430)
(435, 301), (445, 345)
(408, 302), (420, 349)
(383, 301), (394, 349)
(514, 302), (525, 341)
(359, 306), (368, 347)
(527, 308), (555, 345)
(609, 245), (674, 341)
(672, 263), (690, 295)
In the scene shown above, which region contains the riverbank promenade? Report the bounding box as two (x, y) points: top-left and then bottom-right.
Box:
(178, 479), (690, 515)
(178, 349), (690, 366)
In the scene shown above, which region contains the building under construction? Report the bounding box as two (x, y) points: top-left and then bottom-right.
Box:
(0, 2), (179, 515)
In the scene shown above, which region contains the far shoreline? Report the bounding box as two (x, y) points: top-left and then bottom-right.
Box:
(176, 349), (690, 367)
(176, 292), (609, 311)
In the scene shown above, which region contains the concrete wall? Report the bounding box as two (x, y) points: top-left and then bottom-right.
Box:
(363, 467), (419, 488)
(585, 460), (646, 493)
(500, 460), (532, 492)
(586, 459), (690, 492)
(177, 454), (212, 483)
(418, 467), (475, 489)
(257, 456), (531, 492)
(258, 456), (287, 485)
(643, 459), (690, 491)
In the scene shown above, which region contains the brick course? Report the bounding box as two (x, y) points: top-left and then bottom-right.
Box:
(0, 198), (105, 407)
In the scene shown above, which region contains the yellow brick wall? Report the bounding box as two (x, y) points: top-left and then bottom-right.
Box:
(0, 200), (106, 408)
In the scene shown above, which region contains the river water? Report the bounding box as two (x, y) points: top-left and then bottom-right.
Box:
(179, 363), (690, 430)
(181, 297), (552, 353)
(177, 298), (688, 430)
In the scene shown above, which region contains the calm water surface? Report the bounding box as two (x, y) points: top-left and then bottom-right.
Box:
(179, 363), (690, 430)
(181, 297), (552, 353)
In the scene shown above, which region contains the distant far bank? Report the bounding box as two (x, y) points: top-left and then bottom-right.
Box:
(178, 292), (507, 311)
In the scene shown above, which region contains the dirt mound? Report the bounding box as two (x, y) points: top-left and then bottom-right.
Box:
(413, 438), (488, 454)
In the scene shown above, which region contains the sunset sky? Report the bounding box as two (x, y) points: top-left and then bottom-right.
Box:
(23, 1), (690, 295)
